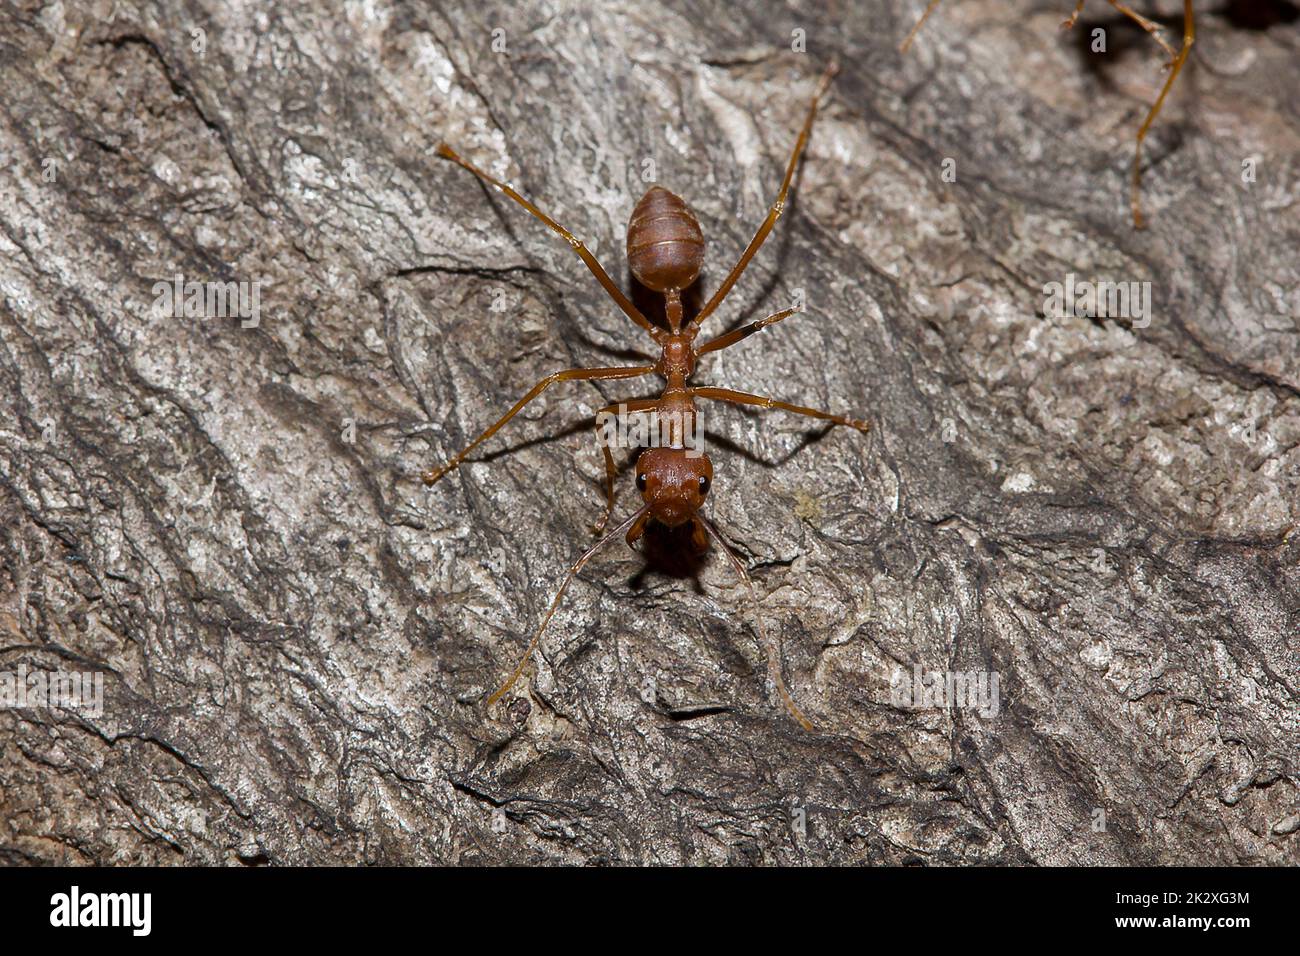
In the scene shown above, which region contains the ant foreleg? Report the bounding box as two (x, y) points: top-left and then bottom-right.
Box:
(436, 144), (665, 343)
(591, 398), (658, 534)
(422, 365), (654, 485)
(696, 307), (800, 356)
(486, 506), (649, 707)
(687, 62), (838, 334)
(692, 387), (870, 432)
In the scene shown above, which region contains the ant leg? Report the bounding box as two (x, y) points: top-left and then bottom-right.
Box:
(1128, 0), (1194, 229)
(1062, 2), (1175, 60)
(436, 144), (665, 343)
(687, 62), (838, 335)
(422, 365), (654, 485)
(591, 398), (658, 534)
(1061, 0), (1087, 29)
(1099, 2), (1177, 60)
(487, 506), (648, 707)
(1062, 1), (1192, 227)
(899, 0), (944, 53)
(697, 307), (799, 356)
(692, 386), (870, 432)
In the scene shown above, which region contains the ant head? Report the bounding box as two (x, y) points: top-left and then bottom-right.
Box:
(635, 447), (713, 528)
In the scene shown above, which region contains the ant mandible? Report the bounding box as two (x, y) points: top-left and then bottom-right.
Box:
(425, 63), (867, 729)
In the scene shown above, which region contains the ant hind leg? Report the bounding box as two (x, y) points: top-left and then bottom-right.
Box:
(687, 62), (838, 335)
(436, 144), (665, 343)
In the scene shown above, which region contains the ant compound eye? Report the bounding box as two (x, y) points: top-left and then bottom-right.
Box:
(636, 473), (648, 492)
(697, 474), (710, 496)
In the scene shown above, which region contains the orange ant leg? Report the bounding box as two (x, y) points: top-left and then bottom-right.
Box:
(692, 386), (870, 432)
(899, 0), (944, 53)
(904, 1), (1174, 58)
(1063, 1), (1177, 59)
(422, 365), (654, 485)
(486, 506), (648, 707)
(591, 398), (659, 534)
(1062, 1), (1194, 227)
(1061, 0), (1087, 28)
(436, 144), (666, 344)
(687, 62), (838, 335)
(1129, 0), (1194, 229)
(696, 307), (800, 356)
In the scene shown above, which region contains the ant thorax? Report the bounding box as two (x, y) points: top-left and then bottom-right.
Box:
(656, 334), (696, 385)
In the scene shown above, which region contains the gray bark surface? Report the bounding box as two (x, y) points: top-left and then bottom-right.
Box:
(1, 0), (1297, 864)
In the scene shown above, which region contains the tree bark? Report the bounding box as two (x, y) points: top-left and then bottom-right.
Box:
(0, 0), (1297, 864)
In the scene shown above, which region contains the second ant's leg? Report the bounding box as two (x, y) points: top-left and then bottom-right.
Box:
(1129, 0), (1194, 229)
(1063, 2), (1176, 60)
(1061, 0), (1087, 29)
(692, 387), (870, 432)
(697, 307), (800, 356)
(436, 144), (664, 343)
(899, 0), (944, 53)
(1062, 1), (1193, 227)
(688, 63), (838, 333)
(422, 365), (654, 485)
(1103, 1), (1177, 60)
(591, 398), (658, 534)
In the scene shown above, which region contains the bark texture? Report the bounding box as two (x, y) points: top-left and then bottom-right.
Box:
(1, 0), (1298, 865)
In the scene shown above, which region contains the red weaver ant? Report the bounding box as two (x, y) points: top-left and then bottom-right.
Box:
(425, 62), (867, 729)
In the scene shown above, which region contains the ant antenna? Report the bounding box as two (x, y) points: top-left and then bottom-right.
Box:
(899, 0), (943, 53)
(699, 516), (815, 731)
(487, 506), (649, 706)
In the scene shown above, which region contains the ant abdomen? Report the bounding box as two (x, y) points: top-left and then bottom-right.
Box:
(626, 185), (705, 293)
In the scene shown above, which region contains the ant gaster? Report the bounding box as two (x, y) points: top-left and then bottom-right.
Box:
(424, 63), (866, 729)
